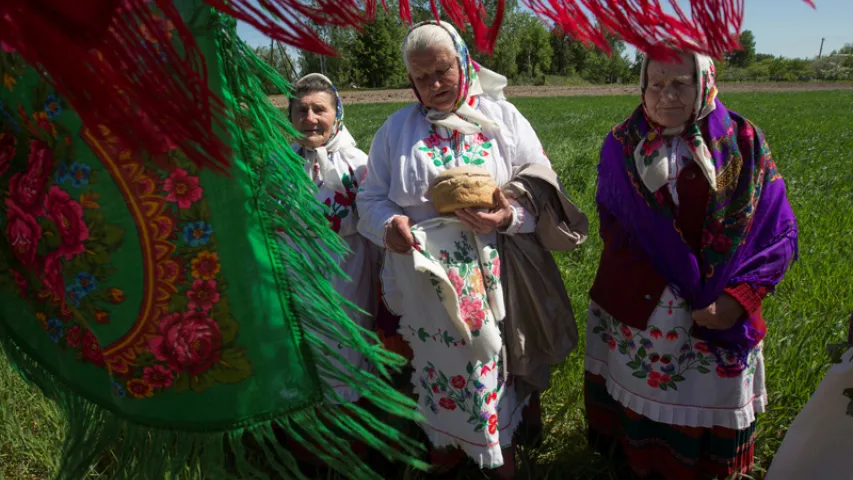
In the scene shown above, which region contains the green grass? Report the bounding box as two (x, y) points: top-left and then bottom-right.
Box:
(2, 90), (852, 479)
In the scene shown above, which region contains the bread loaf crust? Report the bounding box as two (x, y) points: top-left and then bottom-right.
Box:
(429, 166), (497, 214)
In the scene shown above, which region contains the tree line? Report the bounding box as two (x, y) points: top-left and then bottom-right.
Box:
(251, 2), (853, 92)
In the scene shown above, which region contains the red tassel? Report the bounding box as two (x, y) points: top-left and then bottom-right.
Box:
(523, 0), (815, 60)
(0, 0), (233, 172)
(0, 0), (818, 178)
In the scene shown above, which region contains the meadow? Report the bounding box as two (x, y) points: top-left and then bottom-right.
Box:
(2, 90), (852, 479)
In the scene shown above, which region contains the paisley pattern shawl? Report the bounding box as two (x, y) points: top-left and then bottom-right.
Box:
(598, 98), (798, 366)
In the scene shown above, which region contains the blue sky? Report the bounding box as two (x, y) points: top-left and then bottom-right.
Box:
(236, 0), (851, 59)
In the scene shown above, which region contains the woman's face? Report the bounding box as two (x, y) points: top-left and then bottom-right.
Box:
(291, 91), (336, 149)
(643, 53), (698, 129)
(407, 45), (460, 112)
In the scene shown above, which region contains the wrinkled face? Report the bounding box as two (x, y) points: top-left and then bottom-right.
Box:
(291, 91), (336, 149)
(643, 53), (698, 129)
(407, 45), (461, 112)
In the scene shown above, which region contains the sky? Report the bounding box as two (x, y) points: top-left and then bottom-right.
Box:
(236, 0), (852, 60)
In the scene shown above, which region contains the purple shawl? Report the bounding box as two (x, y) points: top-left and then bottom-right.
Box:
(597, 98), (798, 367)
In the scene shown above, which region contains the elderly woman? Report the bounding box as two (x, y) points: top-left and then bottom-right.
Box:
(279, 73), (381, 464)
(288, 72), (379, 405)
(357, 21), (585, 478)
(585, 51), (798, 479)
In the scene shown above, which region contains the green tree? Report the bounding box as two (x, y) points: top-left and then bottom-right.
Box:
(350, 8), (408, 88)
(727, 30), (756, 68)
(515, 12), (552, 82)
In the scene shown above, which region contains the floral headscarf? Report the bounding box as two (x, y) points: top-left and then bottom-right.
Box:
(634, 53), (719, 195)
(291, 73), (358, 194)
(402, 21), (508, 135)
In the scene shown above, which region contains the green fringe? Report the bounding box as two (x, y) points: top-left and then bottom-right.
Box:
(0, 9), (428, 480)
(213, 12), (429, 479)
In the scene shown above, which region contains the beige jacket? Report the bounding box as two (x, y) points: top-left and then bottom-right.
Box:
(499, 163), (589, 398)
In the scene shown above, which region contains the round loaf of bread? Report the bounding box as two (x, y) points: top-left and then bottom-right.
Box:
(428, 166), (497, 215)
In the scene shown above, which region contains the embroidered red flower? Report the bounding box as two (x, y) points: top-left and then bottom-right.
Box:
(0, 132), (15, 178)
(94, 311), (110, 324)
(607, 337), (616, 350)
(694, 342), (711, 353)
(666, 331), (679, 341)
(39, 253), (65, 300)
(191, 251), (220, 281)
(9, 140), (52, 214)
(649, 353), (661, 363)
(126, 379), (154, 398)
(650, 328), (663, 340)
(488, 413), (498, 434)
(107, 288), (126, 304)
(438, 398), (457, 410)
(491, 257), (500, 278)
(451, 375), (466, 389)
(5, 198), (42, 265)
(326, 213), (342, 233)
(660, 356), (672, 365)
(45, 186), (89, 259)
(333, 191), (353, 207)
(660, 374), (671, 384)
(10, 269), (28, 297)
(712, 233), (733, 254)
(187, 279), (220, 312)
(149, 311), (223, 375)
(620, 325), (633, 339)
(65, 325), (82, 347)
(716, 364), (744, 378)
(647, 371), (662, 388)
(447, 269), (464, 297)
(163, 168), (203, 209)
(485, 391), (498, 404)
(424, 133), (442, 148)
(459, 296), (485, 331)
(143, 365), (175, 389)
(432, 384), (441, 393)
(81, 330), (105, 367)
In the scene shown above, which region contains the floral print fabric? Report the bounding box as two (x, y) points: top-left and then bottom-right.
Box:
(381, 218), (524, 468)
(585, 288), (766, 430)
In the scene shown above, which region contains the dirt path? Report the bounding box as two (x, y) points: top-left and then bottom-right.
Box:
(269, 82), (852, 107)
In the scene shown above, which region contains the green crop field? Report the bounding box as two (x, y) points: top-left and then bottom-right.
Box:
(2, 90), (852, 479)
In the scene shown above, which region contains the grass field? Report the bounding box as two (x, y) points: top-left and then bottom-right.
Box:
(2, 90), (852, 479)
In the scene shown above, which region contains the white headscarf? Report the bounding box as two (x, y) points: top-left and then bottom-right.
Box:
(403, 21), (508, 135)
(292, 73), (359, 194)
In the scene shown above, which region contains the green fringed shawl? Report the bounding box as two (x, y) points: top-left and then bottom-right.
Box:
(0, 2), (424, 479)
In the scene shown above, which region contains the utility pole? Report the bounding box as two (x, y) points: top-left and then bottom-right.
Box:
(819, 37), (825, 58)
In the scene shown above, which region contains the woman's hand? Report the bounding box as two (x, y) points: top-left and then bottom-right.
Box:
(692, 293), (745, 330)
(384, 215), (416, 254)
(455, 188), (513, 234)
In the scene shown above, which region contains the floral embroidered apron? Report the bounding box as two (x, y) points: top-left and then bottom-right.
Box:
(586, 288), (766, 429)
(382, 217), (525, 468)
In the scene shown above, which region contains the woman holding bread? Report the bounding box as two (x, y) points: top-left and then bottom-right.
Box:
(585, 50), (798, 478)
(356, 20), (576, 479)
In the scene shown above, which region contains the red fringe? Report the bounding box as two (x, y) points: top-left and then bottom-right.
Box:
(0, 0), (232, 172)
(524, 0), (816, 60)
(0, 0), (818, 175)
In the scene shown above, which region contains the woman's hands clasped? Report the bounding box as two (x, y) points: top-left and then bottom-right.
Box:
(455, 188), (513, 234)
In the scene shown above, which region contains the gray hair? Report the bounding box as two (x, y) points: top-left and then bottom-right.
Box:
(401, 22), (457, 72)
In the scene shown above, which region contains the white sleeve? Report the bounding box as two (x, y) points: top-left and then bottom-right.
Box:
(506, 102), (552, 169)
(356, 121), (405, 247)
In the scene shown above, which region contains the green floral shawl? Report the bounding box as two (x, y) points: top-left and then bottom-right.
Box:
(0, 3), (423, 479)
